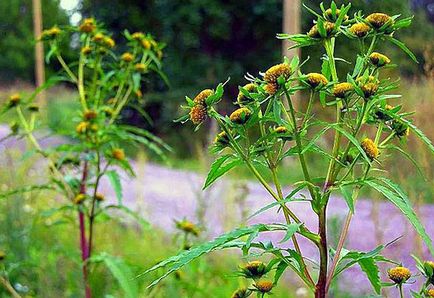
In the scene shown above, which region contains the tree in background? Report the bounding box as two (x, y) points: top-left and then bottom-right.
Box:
(0, 0), (69, 82)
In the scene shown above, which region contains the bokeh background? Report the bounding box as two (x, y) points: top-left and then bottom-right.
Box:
(0, 0), (433, 297)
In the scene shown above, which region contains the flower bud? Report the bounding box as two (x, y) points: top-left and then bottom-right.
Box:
(264, 63), (292, 85)
(349, 23), (371, 38)
(366, 13), (393, 29)
(230, 107), (251, 124)
(74, 193), (86, 204)
(189, 104), (207, 125)
(231, 288), (251, 298)
(112, 148), (125, 161)
(361, 138), (379, 160)
(369, 52), (391, 67)
(193, 89), (214, 106)
(8, 94), (21, 106)
(79, 18), (96, 33)
(121, 52), (134, 63)
(333, 82), (354, 98)
(307, 22), (335, 38)
(237, 83), (257, 105)
(306, 73), (328, 89)
(254, 280), (273, 293)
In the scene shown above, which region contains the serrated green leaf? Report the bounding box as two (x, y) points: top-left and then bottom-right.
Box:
(106, 170), (122, 204)
(366, 178), (434, 256)
(203, 155), (242, 189)
(358, 257), (381, 294)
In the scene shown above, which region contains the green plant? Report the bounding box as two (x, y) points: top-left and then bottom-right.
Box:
(142, 2), (434, 298)
(1, 18), (169, 297)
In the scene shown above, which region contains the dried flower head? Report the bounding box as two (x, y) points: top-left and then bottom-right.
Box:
(230, 107), (252, 124)
(189, 104), (207, 125)
(366, 13), (393, 29)
(306, 73), (328, 88)
(79, 18), (96, 33)
(264, 63), (292, 84)
(74, 193), (86, 204)
(95, 193), (105, 202)
(324, 8), (348, 22)
(427, 289), (434, 297)
(76, 121), (89, 134)
(132, 32), (144, 40)
(121, 52), (134, 62)
(388, 266), (411, 284)
(214, 131), (229, 145)
(264, 83), (278, 95)
(241, 261), (267, 279)
(307, 22), (335, 38)
(193, 89), (214, 105)
(254, 280), (273, 293)
(81, 46), (92, 55)
(176, 220), (199, 236)
(350, 23), (371, 37)
(84, 110), (97, 120)
(237, 83), (257, 104)
(231, 288), (251, 298)
(361, 82), (379, 98)
(369, 52), (391, 67)
(361, 138), (379, 160)
(8, 94), (21, 106)
(112, 148), (125, 161)
(134, 63), (147, 72)
(333, 82), (354, 98)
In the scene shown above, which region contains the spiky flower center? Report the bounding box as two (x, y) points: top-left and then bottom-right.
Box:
(369, 52), (391, 67)
(264, 63), (292, 84)
(307, 73), (328, 88)
(237, 83), (257, 104)
(189, 105), (207, 125)
(307, 22), (335, 38)
(361, 138), (379, 160)
(427, 289), (434, 297)
(333, 82), (354, 98)
(230, 107), (251, 124)
(121, 52), (134, 62)
(350, 23), (371, 37)
(361, 82), (379, 98)
(388, 266), (411, 284)
(194, 89), (214, 105)
(366, 13), (392, 29)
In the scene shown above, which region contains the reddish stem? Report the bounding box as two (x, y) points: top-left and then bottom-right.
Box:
(78, 161), (91, 298)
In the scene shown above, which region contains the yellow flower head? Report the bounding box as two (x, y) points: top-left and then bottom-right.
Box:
(231, 288), (250, 298)
(92, 33), (105, 42)
(333, 82), (354, 98)
(103, 37), (115, 48)
(264, 83), (278, 96)
(214, 131), (229, 145)
(132, 32), (144, 40)
(230, 107), (252, 124)
(241, 261), (267, 279)
(274, 126), (288, 134)
(83, 110), (97, 120)
(306, 73), (328, 88)
(112, 148), (125, 161)
(81, 46), (92, 55)
(254, 280), (273, 293)
(307, 22), (335, 38)
(237, 83), (257, 104)
(369, 52), (391, 67)
(176, 220), (200, 236)
(366, 13), (393, 29)
(73, 193), (86, 204)
(361, 82), (379, 98)
(41, 26), (62, 40)
(350, 23), (371, 38)
(76, 121), (89, 134)
(141, 39), (151, 50)
(388, 266), (411, 284)
(189, 104), (207, 125)
(0, 250), (5, 261)
(385, 104), (394, 110)
(95, 193), (105, 202)
(264, 63), (292, 84)
(134, 63), (147, 72)
(427, 289), (434, 297)
(324, 8), (348, 22)
(121, 52), (134, 62)
(9, 94), (21, 106)
(135, 89), (143, 98)
(79, 18), (96, 33)
(193, 89), (214, 105)
(361, 138), (379, 160)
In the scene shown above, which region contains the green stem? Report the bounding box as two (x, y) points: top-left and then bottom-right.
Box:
(399, 284), (404, 298)
(301, 91), (315, 129)
(56, 53), (78, 83)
